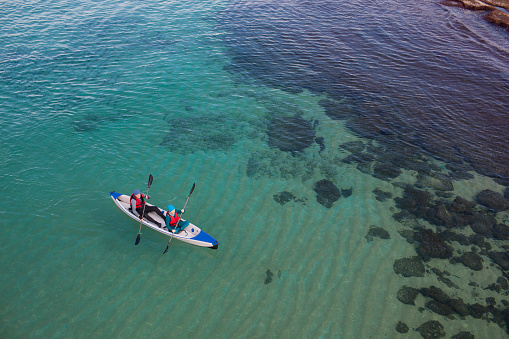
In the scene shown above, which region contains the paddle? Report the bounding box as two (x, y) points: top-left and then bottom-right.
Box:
(135, 174), (153, 245)
(163, 183), (195, 254)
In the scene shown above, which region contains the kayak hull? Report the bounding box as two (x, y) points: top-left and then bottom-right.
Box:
(110, 191), (219, 249)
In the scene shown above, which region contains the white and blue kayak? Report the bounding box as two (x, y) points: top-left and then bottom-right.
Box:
(110, 191), (219, 249)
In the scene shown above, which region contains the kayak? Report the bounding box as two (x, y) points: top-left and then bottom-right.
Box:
(110, 191), (219, 249)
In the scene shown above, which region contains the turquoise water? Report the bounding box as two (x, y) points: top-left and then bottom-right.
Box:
(2, 0), (509, 338)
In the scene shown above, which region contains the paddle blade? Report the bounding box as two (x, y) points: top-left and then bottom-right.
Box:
(190, 183), (195, 195)
(163, 245), (169, 254)
(135, 233), (141, 245)
(148, 174), (153, 188)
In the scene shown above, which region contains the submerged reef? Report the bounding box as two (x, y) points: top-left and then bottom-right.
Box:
(273, 191), (307, 206)
(161, 113), (249, 153)
(365, 225), (390, 242)
(314, 179), (342, 208)
(267, 115), (316, 153)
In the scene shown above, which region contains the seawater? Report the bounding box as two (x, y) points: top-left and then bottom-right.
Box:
(1, 0), (509, 338)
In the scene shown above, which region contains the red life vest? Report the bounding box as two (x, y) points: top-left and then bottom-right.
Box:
(168, 213), (180, 227)
(130, 193), (145, 209)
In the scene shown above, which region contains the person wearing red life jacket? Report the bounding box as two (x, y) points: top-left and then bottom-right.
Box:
(165, 204), (190, 234)
(130, 189), (166, 228)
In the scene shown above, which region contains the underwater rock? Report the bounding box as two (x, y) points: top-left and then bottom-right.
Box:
(267, 115), (316, 153)
(417, 173), (454, 191)
(449, 196), (475, 214)
(452, 252), (484, 271)
(273, 191), (297, 205)
(468, 303), (489, 319)
(341, 152), (374, 165)
(415, 229), (453, 262)
(393, 256), (425, 277)
(476, 189), (509, 212)
(439, 230), (469, 246)
(341, 187), (353, 198)
(264, 269), (274, 285)
(319, 98), (354, 120)
(425, 300), (455, 317)
(498, 276), (509, 290)
(488, 251), (509, 271)
(396, 321), (409, 333)
(493, 224), (509, 240)
(373, 188), (392, 202)
(431, 267), (460, 289)
(398, 229), (416, 244)
(447, 298), (470, 317)
(395, 186), (432, 211)
(365, 226), (390, 242)
(420, 286), (451, 303)
(314, 179), (341, 208)
(451, 331), (475, 339)
(397, 285), (420, 305)
(339, 141), (366, 153)
(315, 137), (325, 152)
(416, 320), (445, 339)
(373, 161), (402, 181)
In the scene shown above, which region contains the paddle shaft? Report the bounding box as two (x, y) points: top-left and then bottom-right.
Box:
(135, 174), (153, 245)
(163, 183), (195, 254)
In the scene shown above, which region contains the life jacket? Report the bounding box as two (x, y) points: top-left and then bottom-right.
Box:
(168, 212), (180, 227)
(130, 193), (145, 210)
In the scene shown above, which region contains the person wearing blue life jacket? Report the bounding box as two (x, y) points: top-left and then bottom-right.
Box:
(165, 204), (190, 234)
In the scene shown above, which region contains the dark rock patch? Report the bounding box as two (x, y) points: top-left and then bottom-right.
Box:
(264, 269), (274, 285)
(420, 286), (451, 303)
(339, 141), (366, 153)
(468, 302), (489, 319)
(396, 321), (409, 333)
(393, 256), (425, 277)
(498, 276), (509, 290)
(341, 187), (353, 198)
(415, 229), (453, 262)
(319, 98), (354, 120)
(373, 188), (392, 202)
(447, 298), (470, 317)
(314, 179), (341, 208)
(493, 223), (509, 240)
(416, 320), (445, 339)
(417, 173), (454, 191)
(398, 229), (416, 244)
(273, 191), (297, 205)
(451, 331), (474, 339)
(373, 161), (402, 181)
(425, 300), (455, 317)
(365, 225), (390, 242)
(476, 189), (509, 212)
(267, 115), (316, 153)
(451, 252), (484, 271)
(488, 251), (509, 271)
(314, 137), (325, 152)
(431, 267), (460, 289)
(439, 230), (469, 246)
(397, 285), (420, 305)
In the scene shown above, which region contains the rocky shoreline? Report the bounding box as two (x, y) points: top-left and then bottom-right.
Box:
(441, 0), (509, 31)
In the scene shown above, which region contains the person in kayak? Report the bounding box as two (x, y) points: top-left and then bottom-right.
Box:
(165, 204), (190, 234)
(130, 189), (166, 227)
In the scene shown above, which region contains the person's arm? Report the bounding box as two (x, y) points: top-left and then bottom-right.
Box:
(131, 199), (140, 218)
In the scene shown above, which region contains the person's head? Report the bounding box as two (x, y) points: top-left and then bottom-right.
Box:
(167, 204), (175, 215)
(133, 189), (141, 197)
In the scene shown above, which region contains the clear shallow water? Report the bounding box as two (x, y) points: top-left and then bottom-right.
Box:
(1, 0), (509, 338)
